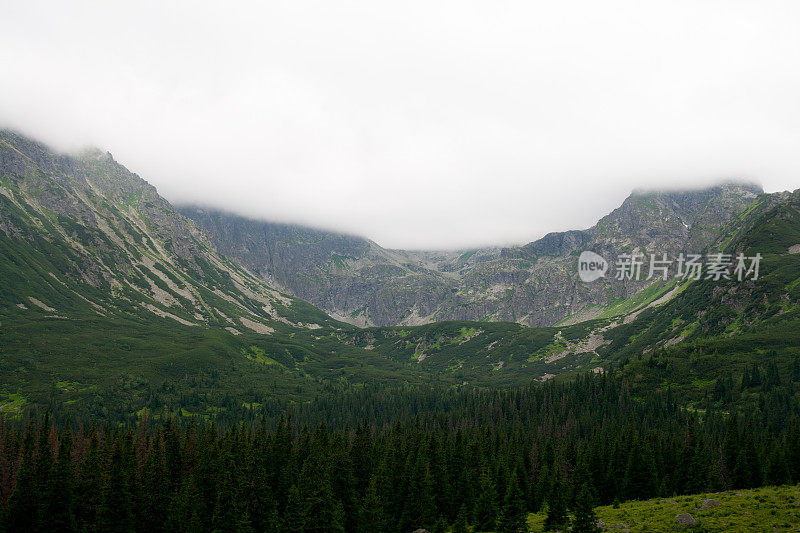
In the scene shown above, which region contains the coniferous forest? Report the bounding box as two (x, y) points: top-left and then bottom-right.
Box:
(2, 372), (799, 533)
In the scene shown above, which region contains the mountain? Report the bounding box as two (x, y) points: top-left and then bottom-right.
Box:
(0, 129), (427, 420)
(0, 129), (338, 333)
(2, 128), (798, 424)
(343, 186), (800, 402)
(180, 182), (762, 327)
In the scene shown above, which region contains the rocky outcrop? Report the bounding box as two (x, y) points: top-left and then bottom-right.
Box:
(182, 183), (762, 327)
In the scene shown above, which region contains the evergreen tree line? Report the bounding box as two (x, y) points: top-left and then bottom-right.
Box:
(1, 373), (799, 532)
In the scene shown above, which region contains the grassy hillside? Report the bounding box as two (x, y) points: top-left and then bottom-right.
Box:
(527, 484), (800, 532)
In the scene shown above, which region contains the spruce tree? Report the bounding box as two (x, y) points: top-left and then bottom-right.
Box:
(99, 439), (135, 533)
(359, 474), (389, 532)
(473, 469), (499, 531)
(73, 430), (103, 532)
(497, 471), (527, 533)
(139, 436), (169, 533)
(45, 426), (75, 533)
(432, 515), (448, 533)
(211, 449), (253, 533)
(34, 417), (54, 531)
(166, 476), (204, 533)
(6, 426), (37, 532)
(622, 439), (656, 499)
(299, 454), (345, 533)
(282, 484), (305, 533)
(571, 483), (600, 533)
(453, 504), (469, 533)
(543, 475), (568, 531)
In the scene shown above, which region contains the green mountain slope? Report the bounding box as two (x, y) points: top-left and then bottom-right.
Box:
(0, 130), (339, 333)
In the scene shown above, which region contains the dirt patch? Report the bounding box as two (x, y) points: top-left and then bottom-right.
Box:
(141, 303), (197, 327)
(28, 297), (55, 312)
(239, 316), (274, 335)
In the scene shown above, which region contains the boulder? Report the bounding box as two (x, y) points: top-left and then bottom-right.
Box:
(701, 498), (721, 509)
(675, 513), (699, 527)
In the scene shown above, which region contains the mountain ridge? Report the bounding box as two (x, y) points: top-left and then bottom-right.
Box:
(180, 181), (763, 327)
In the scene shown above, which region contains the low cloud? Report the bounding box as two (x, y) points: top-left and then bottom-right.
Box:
(2, 1), (799, 248)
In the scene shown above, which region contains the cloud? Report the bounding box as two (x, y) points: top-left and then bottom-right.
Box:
(1, 0), (799, 248)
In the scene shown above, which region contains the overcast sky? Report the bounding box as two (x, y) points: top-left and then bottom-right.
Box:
(1, 1), (799, 249)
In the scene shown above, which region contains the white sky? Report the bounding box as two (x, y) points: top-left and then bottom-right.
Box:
(1, 1), (799, 249)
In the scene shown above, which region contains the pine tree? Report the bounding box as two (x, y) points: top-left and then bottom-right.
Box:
(34, 416), (54, 531)
(166, 476), (204, 533)
(453, 504), (469, 533)
(544, 475), (568, 531)
(5, 426), (37, 532)
(45, 426), (75, 532)
(73, 430), (103, 532)
(497, 471), (527, 533)
(281, 484), (305, 533)
(473, 468), (499, 531)
(571, 483), (600, 533)
(359, 474), (389, 532)
(138, 436), (169, 533)
(99, 439), (135, 533)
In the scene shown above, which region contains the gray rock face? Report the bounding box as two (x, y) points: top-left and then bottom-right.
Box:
(675, 513), (699, 527)
(181, 182), (762, 327)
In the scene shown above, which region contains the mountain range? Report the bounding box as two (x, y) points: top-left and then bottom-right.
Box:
(180, 182), (762, 327)
(1, 128), (799, 421)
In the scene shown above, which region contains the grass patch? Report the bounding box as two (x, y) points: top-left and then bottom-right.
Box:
(527, 484), (800, 532)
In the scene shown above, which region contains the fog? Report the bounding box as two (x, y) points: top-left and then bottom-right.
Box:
(2, 1), (799, 249)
